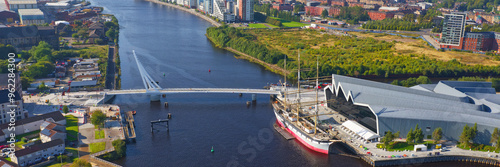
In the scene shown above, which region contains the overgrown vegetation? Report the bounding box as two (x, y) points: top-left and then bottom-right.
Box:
(100, 140), (127, 161)
(391, 76), (432, 87)
(362, 19), (434, 31)
(207, 27), (500, 80)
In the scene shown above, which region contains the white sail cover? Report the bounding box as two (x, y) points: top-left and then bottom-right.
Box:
(342, 120), (379, 140)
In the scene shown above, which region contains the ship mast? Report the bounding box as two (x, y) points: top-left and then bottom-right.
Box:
(296, 50), (301, 119)
(283, 55), (287, 112)
(314, 55), (319, 134)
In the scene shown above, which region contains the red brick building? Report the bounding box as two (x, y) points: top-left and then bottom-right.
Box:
(272, 4), (293, 11)
(367, 11), (394, 20)
(440, 32), (500, 52)
(305, 6), (340, 16)
(331, 0), (347, 6)
(348, 2), (364, 7)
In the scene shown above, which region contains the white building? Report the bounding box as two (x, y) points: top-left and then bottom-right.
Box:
(39, 121), (66, 143)
(11, 139), (65, 166)
(0, 111), (65, 143)
(18, 9), (45, 25)
(0, 90), (27, 125)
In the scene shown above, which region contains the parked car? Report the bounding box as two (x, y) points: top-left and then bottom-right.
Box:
(0, 145), (8, 149)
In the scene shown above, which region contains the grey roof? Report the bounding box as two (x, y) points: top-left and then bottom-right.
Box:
(14, 139), (63, 157)
(410, 84), (436, 92)
(328, 74), (500, 129)
(40, 128), (51, 136)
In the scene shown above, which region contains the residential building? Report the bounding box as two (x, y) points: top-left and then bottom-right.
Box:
(0, 10), (19, 24)
(204, 0), (213, 14)
(0, 73), (22, 97)
(39, 121), (66, 143)
(0, 158), (18, 167)
(331, 0), (347, 7)
(0, 111), (65, 143)
(367, 11), (395, 20)
(272, 4), (292, 11)
(10, 139), (65, 166)
(0, 90), (27, 124)
(237, 0), (253, 21)
(0, 26), (58, 51)
(7, 0), (37, 12)
(17, 8), (45, 25)
(440, 12), (466, 48)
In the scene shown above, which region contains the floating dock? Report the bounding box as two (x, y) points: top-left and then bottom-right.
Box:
(273, 123), (295, 140)
(123, 111), (136, 141)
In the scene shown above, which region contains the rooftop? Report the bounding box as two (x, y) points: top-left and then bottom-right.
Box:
(18, 8), (44, 16)
(14, 139), (63, 157)
(0, 90), (21, 104)
(6, 0), (36, 5)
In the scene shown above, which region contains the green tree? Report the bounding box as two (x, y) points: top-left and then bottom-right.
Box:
(106, 29), (116, 40)
(91, 110), (106, 128)
(414, 124), (424, 143)
(38, 82), (49, 91)
(70, 158), (91, 167)
(112, 139), (127, 158)
(28, 41), (52, 62)
(381, 131), (393, 148)
(491, 128), (499, 146)
(460, 124), (471, 147)
(321, 9), (329, 18)
(63, 105), (69, 114)
(432, 127), (443, 144)
(406, 128), (414, 144)
(416, 76), (431, 84)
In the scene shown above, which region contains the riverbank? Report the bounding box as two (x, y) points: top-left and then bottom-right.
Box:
(144, 0), (221, 27)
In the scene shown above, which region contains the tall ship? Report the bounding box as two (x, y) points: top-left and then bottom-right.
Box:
(272, 53), (336, 154)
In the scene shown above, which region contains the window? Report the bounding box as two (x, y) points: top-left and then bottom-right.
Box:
(426, 127), (431, 132)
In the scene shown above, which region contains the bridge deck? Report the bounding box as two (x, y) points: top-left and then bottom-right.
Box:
(103, 88), (280, 95)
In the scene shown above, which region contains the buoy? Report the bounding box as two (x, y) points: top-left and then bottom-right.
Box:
(209, 69), (211, 72)
(163, 73), (165, 77)
(211, 146), (214, 153)
(168, 113), (172, 119)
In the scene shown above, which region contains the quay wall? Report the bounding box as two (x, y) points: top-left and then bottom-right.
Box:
(335, 141), (500, 167)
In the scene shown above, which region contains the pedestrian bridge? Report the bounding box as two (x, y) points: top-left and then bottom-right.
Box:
(100, 51), (281, 101)
(103, 88), (280, 95)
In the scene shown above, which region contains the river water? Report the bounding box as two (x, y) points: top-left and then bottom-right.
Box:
(86, 0), (493, 166)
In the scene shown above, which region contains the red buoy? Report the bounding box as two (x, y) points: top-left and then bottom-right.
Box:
(209, 69), (211, 72)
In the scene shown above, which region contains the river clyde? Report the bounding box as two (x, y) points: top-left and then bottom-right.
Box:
(86, 0), (494, 166)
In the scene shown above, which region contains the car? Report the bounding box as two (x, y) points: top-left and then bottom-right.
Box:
(0, 145), (8, 149)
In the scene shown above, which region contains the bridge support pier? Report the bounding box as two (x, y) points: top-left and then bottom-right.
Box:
(150, 94), (161, 101)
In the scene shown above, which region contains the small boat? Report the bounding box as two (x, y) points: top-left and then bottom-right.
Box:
(132, 111), (136, 115)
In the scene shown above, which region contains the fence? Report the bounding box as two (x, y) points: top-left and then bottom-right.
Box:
(89, 148), (122, 167)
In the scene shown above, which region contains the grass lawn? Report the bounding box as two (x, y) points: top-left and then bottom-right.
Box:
(89, 142), (106, 153)
(269, 17), (309, 27)
(377, 141), (435, 151)
(45, 147), (80, 167)
(66, 115), (79, 142)
(248, 23), (268, 28)
(95, 130), (105, 139)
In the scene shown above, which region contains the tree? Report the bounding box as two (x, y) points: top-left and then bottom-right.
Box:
(91, 110), (106, 128)
(106, 29), (116, 40)
(63, 105), (69, 114)
(38, 82), (49, 91)
(70, 158), (91, 167)
(414, 124), (424, 143)
(321, 9), (329, 18)
(460, 124), (471, 147)
(491, 128), (499, 146)
(28, 41), (52, 62)
(406, 128), (414, 144)
(432, 127), (443, 144)
(381, 130), (394, 148)
(112, 139), (127, 158)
